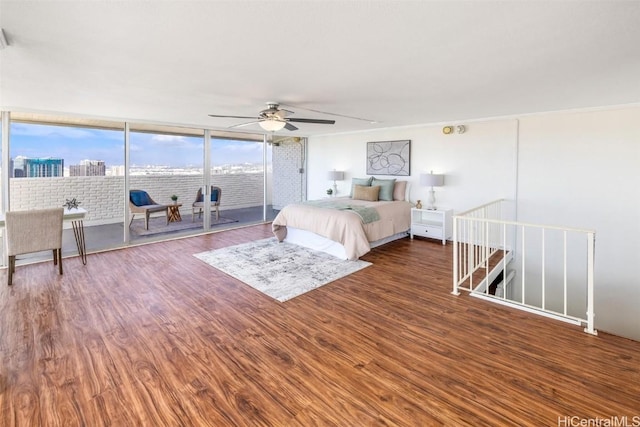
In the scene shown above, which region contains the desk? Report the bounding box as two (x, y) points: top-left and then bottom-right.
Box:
(168, 203), (182, 222)
(65, 208), (88, 265)
(0, 207), (88, 265)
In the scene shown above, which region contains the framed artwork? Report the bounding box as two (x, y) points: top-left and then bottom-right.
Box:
(366, 140), (411, 176)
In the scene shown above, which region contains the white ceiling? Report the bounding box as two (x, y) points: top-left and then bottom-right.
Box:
(1, 1), (639, 136)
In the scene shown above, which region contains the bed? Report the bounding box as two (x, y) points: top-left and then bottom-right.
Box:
(272, 180), (412, 260)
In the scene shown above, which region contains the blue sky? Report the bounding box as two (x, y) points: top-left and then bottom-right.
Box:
(9, 123), (268, 167)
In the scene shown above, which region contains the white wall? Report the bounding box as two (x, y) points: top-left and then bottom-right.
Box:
(516, 106), (640, 340)
(307, 105), (640, 341)
(309, 119), (518, 212)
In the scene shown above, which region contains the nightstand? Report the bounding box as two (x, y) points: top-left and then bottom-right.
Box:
(410, 207), (453, 245)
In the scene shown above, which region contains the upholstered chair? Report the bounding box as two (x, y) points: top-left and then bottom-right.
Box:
(5, 207), (64, 286)
(192, 186), (222, 222)
(129, 190), (169, 230)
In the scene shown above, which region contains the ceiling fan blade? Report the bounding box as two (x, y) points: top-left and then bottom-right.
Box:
(210, 104), (336, 131)
(274, 109), (294, 119)
(209, 114), (259, 120)
(287, 118), (336, 124)
(228, 121), (261, 129)
(280, 103), (377, 123)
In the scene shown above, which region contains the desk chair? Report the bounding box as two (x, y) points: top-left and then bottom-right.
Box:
(5, 208), (64, 286)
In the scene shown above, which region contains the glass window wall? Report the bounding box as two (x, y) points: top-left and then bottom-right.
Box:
(1, 112), (283, 262)
(9, 121), (125, 257)
(210, 137), (275, 227)
(128, 128), (204, 241)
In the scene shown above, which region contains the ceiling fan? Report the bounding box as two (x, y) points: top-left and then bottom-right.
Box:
(208, 102), (336, 132)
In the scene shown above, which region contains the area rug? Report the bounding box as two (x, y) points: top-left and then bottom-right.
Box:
(193, 238), (371, 302)
(131, 214), (238, 236)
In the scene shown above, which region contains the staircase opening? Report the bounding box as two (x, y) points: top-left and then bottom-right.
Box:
(452, 199), (597, 335)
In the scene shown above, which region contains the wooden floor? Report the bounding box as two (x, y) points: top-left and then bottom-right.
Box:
(1, 224), (638, 426)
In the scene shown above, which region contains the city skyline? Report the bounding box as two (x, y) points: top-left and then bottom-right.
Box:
(9, 122), (271, 168)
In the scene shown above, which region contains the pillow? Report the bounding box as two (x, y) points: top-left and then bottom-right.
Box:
(353, 184), (380, 202)
(371, 178), (396, 201)
(350, 177), (373, 197)
(197, 188), (220, 203)
(130, 190), (150, 206)
(393, 181), (407, 201)
(211, 188), (220, 202)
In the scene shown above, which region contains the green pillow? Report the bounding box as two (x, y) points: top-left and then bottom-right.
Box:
(350, 177), (373, 197)
(371, 178), (396, 201)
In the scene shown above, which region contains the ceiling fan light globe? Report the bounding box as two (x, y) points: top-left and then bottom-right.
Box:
(259, 119), (286, 132)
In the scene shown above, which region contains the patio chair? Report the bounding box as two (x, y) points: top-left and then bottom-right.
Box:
(5, 207), (64, 286)
(192, 186), (222, 222)
(129, 190), (169, 230)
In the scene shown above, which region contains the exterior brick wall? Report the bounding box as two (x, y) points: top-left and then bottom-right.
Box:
(272, 140), (307, 210)
(9, 172), (270, 225)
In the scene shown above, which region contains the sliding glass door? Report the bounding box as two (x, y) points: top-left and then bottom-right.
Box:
(0, 112), (286, 261)
(128, 127), (204, 242)
(209, 136), (274, 227)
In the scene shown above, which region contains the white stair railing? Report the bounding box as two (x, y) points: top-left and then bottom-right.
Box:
(452, 199), (597, 335)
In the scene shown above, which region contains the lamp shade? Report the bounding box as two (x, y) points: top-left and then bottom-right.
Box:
(259, 119), (286, 132)
(420, 173), (444, 187)
(327, 170), (344, 181)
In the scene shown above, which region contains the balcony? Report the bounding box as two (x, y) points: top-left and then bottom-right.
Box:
(5, 173), (279, 264)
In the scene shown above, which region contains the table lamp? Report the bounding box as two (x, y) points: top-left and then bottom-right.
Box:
(327, 170), (344, 196)
(420, 171), (445, 210)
